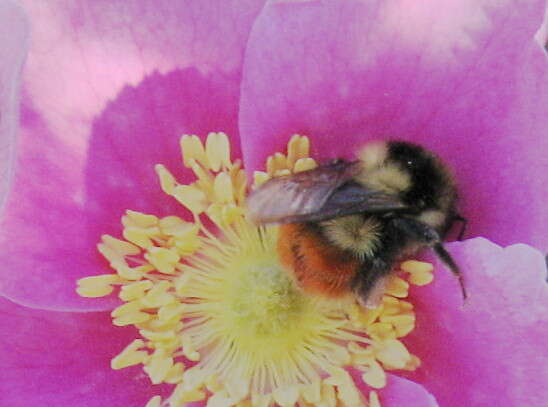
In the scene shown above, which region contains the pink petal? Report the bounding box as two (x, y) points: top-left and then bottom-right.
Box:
(239, 0), (548, 249)
(403, 238), (548, 406)
(0, 1), (28, 210)
(535, 5), (548, 47)
(0, 295), (163, 406)
(381, 375), (439, 406)
(351, 369), (439, 406)
(0, 0), (265, 311)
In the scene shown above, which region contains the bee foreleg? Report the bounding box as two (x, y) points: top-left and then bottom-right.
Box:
(453, 213), (468, 241)
(389, 217), (440, 244)
(390, 217), (467, 301)
(357, 275), (389, 309)
(432, 243), (467, 300)
(353, 258), (393, 309)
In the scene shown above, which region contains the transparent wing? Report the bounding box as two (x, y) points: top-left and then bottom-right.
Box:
(247, 160), (408, 224)
(247, 160), (360, 224)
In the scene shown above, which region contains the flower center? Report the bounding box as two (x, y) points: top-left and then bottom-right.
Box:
(76, 133), (435, 407)
(224, 255), (305, 337)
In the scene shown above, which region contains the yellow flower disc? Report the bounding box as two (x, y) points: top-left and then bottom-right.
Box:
(77, 133), (436, 407)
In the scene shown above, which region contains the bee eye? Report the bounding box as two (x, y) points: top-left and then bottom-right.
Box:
(406, 160), (414, 167)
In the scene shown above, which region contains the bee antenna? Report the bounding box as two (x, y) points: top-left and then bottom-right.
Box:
(433, 243), (467, 301)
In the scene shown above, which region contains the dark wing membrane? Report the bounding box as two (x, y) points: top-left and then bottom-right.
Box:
(246, 160), (361, 224)
(294, 182), (408, 223)
(247, 160), (409, 224)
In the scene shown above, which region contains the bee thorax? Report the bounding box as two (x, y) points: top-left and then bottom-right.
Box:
(320, 215), (381, 259)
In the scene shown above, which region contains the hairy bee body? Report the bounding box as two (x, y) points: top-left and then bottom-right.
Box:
(248, 140), (466, 306)
(277, 223), (359, 298)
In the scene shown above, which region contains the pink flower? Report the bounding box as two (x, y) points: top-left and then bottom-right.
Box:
(0, 1), (546, 406)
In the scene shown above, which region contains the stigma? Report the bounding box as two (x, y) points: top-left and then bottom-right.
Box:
(77, 134), (434, 407)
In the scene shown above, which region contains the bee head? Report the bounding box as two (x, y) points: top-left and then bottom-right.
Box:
(386, 141), (448, 211)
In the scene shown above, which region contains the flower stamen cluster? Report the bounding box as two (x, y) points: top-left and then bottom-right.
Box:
(77, 134), (435, 407)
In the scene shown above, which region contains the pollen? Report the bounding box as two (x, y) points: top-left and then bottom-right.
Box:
(77, 133), (435, 407)
(401, 260), (434, 286)
(76, 274), (121, 297)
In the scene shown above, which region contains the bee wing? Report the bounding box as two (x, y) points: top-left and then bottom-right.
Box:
(247, 160), (361, 224)
(247, 160), (408, 224)
(308, 182), (408, 222)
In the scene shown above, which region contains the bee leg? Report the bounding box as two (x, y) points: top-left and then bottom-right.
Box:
(453, 214), (468, 241)
(545, 254), (548, 282)
(353, 258), (394, 309)
(357, 275), (389, 309)
(389, 217), (439, 244)
(391, 217), (467, 301)
(432, 243), (467, 300)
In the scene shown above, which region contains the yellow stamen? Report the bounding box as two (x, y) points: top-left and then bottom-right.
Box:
(294, 157), (317, 172)
(123, 210), (159, 228)
(111, 300), (143, 318)
(77, 134), (436, 407)
(253, 171), (269, 187)
(287, 134), (310, 167)
(272, 386), (299, 406)
(374, 339), (411, 369)
(301, 380), (321, 404)
(76, 274), (120, 297)
(145, 395), (162, 407)
(113, 311), (151, 327)
(384, 276), (409, 298)
(325, 367), (364, 406)
(368, 322), (397, 341)
(172, 184), (208, 214)
(97, 235), (141, 270)
(401, 260), (435, 286)
(144, 348), (174, 384)
(180, 135), (208, 168)
(402, 354), (422, 371)
(362, 360), (387, 389)
(206, 132), (231, 171)
(266, 152), (288, 175)
(320, 383), (337, 407)
(369, 391), (382, 407)
(116, 264), (151, 281)
(119, 280), (153, 301)
(214, 172), (235, 203)
(165, 363), (185, 384)
(123, 227), (154, 249)
(111, 339), (148, 369)
(155, 164), (177, 195)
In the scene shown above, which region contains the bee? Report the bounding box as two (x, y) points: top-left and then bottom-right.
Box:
(247, 140), (467, 308)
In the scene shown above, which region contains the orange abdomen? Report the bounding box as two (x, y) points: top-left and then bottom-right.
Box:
(277, 224), (358, 297)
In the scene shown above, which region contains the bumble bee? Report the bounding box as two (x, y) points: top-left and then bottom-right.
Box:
(247, 140), (467, 308)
